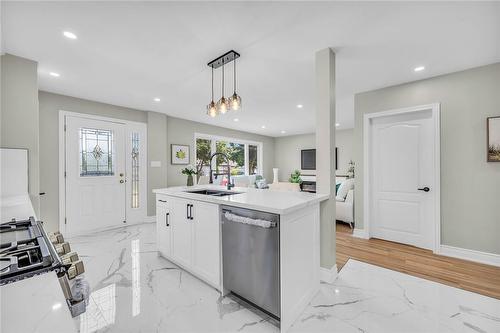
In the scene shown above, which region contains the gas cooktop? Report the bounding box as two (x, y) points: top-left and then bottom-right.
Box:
(0, 217), (62, 285)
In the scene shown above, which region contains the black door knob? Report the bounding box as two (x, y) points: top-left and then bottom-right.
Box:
(418, 187), (430, 192)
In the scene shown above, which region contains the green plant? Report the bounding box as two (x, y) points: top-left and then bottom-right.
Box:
(181, 165), (197, 176)
(289, 170), (302, 184)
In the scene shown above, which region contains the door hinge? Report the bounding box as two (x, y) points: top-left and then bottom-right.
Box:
(64, 124), (67, 131)
(64, 171), (67, 178)
(64, 217), (67, 224)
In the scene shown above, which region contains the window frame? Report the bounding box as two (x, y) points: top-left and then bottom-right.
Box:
(194, 133), (263, 177)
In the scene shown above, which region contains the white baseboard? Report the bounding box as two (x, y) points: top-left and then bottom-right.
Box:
(352, 228), (369, 239)
(439, 245), (500, 267)
(320, 264), (338, 283)
(144, 216), (156, 223)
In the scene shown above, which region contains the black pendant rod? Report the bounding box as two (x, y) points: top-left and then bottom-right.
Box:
(207, 50), (240, 69)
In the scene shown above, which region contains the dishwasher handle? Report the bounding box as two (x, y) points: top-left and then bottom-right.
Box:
(223, 211), (277, 228)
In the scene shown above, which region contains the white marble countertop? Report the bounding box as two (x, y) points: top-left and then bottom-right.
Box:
(153, 185), (329, 215)
(1, 194), (76, 333)
(1, 272), (77, 333)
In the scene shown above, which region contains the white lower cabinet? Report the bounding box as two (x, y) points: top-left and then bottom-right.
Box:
(156, 196), (171, 258)
(156, 195), (220, 289)
(191, 201), (220, 286)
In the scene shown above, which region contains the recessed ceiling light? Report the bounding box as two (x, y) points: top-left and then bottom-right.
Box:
(335, 123), (340, 127)
(49, 72), (60, 77)
(63, 31), (77, 40)
(296, 104), (303, 108)
(261, 125), (266, 129)
(414, 66), (425, 72)
(281, 130), (286, 134)
(154, 97), (161, 102)
(233, 118), (239, 122)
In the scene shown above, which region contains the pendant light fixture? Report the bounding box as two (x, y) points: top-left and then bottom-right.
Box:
(206, 66), (217, 117)
(206, 50), (241, 117)
(216, 61), (229, 114)
(229, 57), (242, 111)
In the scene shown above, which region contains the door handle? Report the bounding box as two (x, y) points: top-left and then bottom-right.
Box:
(120, 179), (124, 184)
(186, 204), (190, 220)
(166, 212), (169, 227)
(189, 204), (194, 220)
(418, 187), (430, 192)
(158, 199), (167, 203)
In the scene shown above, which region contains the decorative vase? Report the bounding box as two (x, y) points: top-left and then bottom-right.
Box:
(273, 168), (279, 183)
(187, 174), (194, 186)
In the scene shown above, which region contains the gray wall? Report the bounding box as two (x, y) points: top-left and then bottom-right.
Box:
(1, 54), (40, 215)
(147, 112), (168, 216)
(354, 62), (500, 255)
(273, 129), (354, 181)
(274, 134), (315, 182)
(166, 116), (275, 186)
(335, 129), (354, 175)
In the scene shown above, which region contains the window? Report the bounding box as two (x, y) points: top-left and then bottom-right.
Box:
(79, 128), (115, 176)
(248, 145), (258, 175)
(195, 138), (212, 177)
(195, 134), (262, 179)
(131, 132), (139, 208)
(216, 141), (244, 176)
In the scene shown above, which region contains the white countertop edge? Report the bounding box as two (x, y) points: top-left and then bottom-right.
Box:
(153, 185), (329, 215)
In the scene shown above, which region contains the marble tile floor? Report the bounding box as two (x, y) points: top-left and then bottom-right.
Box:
(70, 223), (500, 333)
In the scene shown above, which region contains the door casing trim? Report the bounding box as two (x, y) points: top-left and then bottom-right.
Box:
(58, 110), (148, 235)
(362, 103), (441, 253)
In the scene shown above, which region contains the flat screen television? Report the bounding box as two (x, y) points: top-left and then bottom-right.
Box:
(301, 149), (316, 170)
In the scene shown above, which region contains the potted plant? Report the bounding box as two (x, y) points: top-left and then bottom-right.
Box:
(289, 170), (302, 184)
(347, 160), (355, 179)
(181, 165), (197, 186)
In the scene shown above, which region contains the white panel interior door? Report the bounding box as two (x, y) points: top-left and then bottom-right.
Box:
(370, 110), (435, 250)
(65, 116), (126, 235)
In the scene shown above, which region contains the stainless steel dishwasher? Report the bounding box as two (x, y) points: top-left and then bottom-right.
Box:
(221, 205), (280, 319)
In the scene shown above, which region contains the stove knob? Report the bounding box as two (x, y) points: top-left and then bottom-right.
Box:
(67, 260), (85, 280)
(48, 232), (65, 244)
(61, 252), (79, 265)
(55, 242), (71, 255)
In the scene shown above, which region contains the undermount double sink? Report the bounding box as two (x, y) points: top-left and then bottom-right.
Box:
(185, 189), (241, 197)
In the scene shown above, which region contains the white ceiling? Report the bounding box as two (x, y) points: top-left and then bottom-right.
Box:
(2, 1), (499, 137)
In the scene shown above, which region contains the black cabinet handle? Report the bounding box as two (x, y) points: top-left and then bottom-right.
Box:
(186, 204), (190, 220)
(418, 187), (430, 192)
(189, 204), (194, 220)
(166, 212), (169, 227)
(158, 199), (167, 203)
(39, 192), (46, 196)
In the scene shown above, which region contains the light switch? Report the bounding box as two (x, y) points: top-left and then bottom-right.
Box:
(150, 161), (161, 167)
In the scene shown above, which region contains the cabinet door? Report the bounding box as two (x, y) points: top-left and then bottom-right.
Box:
(170, 197), (192, 268)
(156, 197), (171, 257)
(191, 201), (220, 286)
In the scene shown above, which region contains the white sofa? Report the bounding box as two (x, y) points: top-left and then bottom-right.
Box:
(336, 189), (354, 227)
(336, 177), (354, 227)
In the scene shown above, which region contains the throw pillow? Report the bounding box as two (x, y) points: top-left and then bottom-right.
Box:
(336, 178), (354, 201)
(335, 183), (341, 195)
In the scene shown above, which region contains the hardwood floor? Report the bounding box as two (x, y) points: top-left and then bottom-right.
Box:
(335, 222), (500, 300)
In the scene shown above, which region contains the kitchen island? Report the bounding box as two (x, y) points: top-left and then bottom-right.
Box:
(153, 185), (329, 332)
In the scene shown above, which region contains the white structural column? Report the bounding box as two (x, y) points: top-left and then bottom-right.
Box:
(315, 48), (337, 279)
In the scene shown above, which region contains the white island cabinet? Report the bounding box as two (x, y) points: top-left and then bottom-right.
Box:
(154, 185), (329, 332)
(155, 194), (221, 289)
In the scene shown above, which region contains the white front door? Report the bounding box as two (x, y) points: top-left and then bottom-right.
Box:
(65, 115), (126, 235)
(370, 108), (437, 250)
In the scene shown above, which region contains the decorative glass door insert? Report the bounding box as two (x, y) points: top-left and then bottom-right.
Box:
(79, 127), (115, 176)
